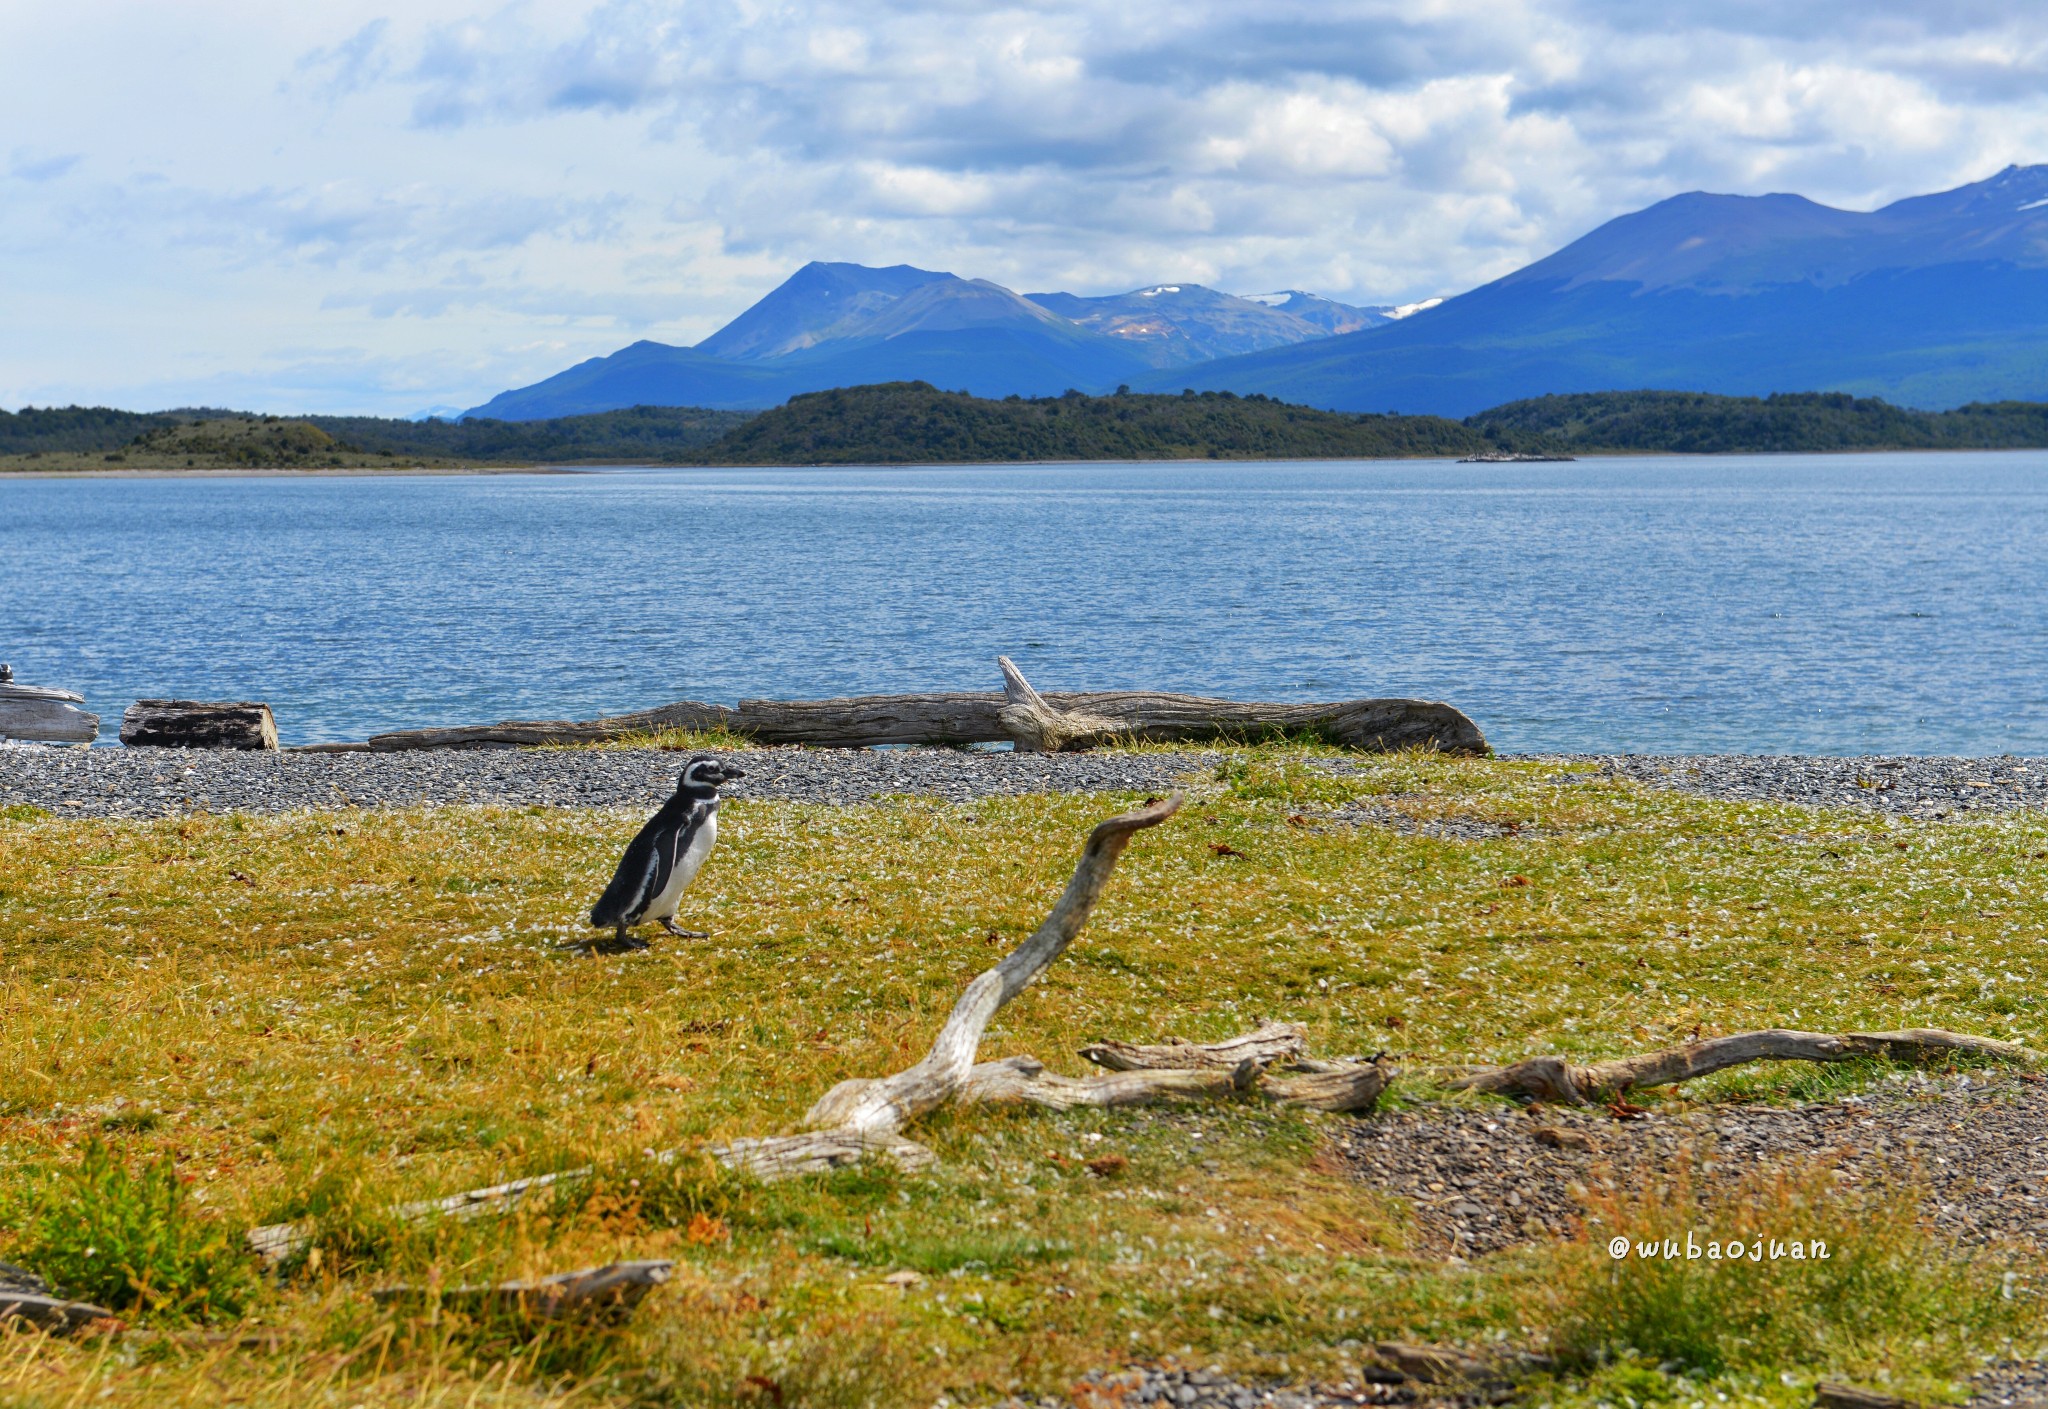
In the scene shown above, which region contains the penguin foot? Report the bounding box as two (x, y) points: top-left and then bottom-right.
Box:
(659, 919), (708, 938)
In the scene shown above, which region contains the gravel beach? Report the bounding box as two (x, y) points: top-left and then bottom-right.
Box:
(1334, 1071), (2048, 1259)
(1554, 753), (2048, 819)
(3, 743), (2045, 819)
(0, 743), (1218, 817)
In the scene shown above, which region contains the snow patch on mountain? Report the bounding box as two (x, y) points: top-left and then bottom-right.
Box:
(1387, 297), (1444, 319)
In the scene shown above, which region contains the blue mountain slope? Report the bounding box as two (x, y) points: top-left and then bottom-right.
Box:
(694, 261), (956, 360)
(464, 342), (794, 418)
(1141, 166), (2048, 414)
(465, 322), (1157, 420)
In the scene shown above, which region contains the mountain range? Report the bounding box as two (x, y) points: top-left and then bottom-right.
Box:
(467, 165), (2048, 420)
(463, 266), (1403, 419)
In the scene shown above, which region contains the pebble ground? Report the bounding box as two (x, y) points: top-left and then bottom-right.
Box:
(4, 745), (2046, 820)
(0, 743), (1216, 817)
(1538, 753), (2048, 818)
(1334, 1071), (2048, 1259)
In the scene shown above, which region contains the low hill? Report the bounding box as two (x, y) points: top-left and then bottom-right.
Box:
(1, 405), (753, 469)
(1468, 390), (2048, 453)
(0, 405), (243, 455)
(679, 381), (1509, 464)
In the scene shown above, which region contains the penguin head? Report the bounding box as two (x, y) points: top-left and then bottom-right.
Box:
(677, 755), (745, 794)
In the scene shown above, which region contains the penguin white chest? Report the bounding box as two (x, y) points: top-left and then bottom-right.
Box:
(649, 809), (716, 920)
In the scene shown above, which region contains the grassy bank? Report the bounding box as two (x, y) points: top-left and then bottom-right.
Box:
(2, 751), (2044, 1405)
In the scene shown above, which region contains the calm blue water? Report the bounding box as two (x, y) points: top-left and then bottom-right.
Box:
(2, 454), (2044, 753)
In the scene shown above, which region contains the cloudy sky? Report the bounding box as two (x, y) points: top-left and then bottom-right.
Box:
(6, 1), (2047, 415)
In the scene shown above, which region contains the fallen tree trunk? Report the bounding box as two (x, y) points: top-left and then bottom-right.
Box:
(371, 1260), (672, 1323)
(734, 688), (1485, 752)
(356, 700), (735, 752)
(0, 666), (99, 745)
(324, 657), (1488, 754)
(121, 699), (278, 750)
(1449, 1027), (2040, 1104)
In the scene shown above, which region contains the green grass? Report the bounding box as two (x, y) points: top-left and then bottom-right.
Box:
(0, 749), (2043, 1404)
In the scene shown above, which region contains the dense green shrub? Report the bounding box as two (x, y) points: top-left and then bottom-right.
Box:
(19, 1138), (255, 1323)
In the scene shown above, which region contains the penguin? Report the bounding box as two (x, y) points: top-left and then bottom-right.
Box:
(589, 755), (745, 950)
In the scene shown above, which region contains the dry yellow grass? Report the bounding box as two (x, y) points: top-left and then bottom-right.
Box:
(2, 752), (2043, 1405)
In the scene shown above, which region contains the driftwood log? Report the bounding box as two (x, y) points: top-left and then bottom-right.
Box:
(1449, 1028), (2040, 1104)
(0, 1260), (118, 1332)
(370, 1260), (672, 1323)
(121, 699), (278, 750)
(338, 657), (1487, 754)
(1813, 1385), (1925, 1409)
(248, 1169), (592, 1267)
(0, 665), (99, 744)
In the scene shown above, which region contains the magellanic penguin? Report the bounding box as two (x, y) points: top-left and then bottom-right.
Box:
(589, 755), (744, 950)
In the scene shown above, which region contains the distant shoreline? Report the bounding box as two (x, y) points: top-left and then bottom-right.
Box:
(9, 445), (2047, 478)
(0, 463), (592, 479)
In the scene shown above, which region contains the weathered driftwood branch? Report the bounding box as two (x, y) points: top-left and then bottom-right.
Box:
(0, 666), (99, 745)
(963, 1050), (1389, 1114)
(121, 699), (277, 750)
(996, 656), (1122, 752)
(1450, 1028), (2041, 1104)
(370, 1260), (672, 1323)
(962, 1054), (1263, 1109)
(330, 657), (1489, 754)
(249, 1168), (591, 1267)
(792, 794), (1183, 1144)
(1081, 1021), (1308, 1071)
(0, 1289), (119, 1333)
(711, 1130), (938, 1181)
(1814, 1384), (1925, 1409)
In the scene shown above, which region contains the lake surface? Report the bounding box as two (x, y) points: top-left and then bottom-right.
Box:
(3, 454), (2045, 753)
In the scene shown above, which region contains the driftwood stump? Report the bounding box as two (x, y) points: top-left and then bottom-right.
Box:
(121, 699), (278, 750)
(996, 656), (1121, 751)
(0, 665), (99, 744)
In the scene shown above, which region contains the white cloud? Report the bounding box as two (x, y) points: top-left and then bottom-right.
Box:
(5, 0), (2048, 413)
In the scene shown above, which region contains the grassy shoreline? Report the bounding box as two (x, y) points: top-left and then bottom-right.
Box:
(3, 750), (2043, 1405)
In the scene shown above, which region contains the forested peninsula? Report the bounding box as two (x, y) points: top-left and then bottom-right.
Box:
(8, 385), (2048, 471)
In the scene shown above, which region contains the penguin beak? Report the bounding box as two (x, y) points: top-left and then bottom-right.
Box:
(719, 763), (746, 781)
